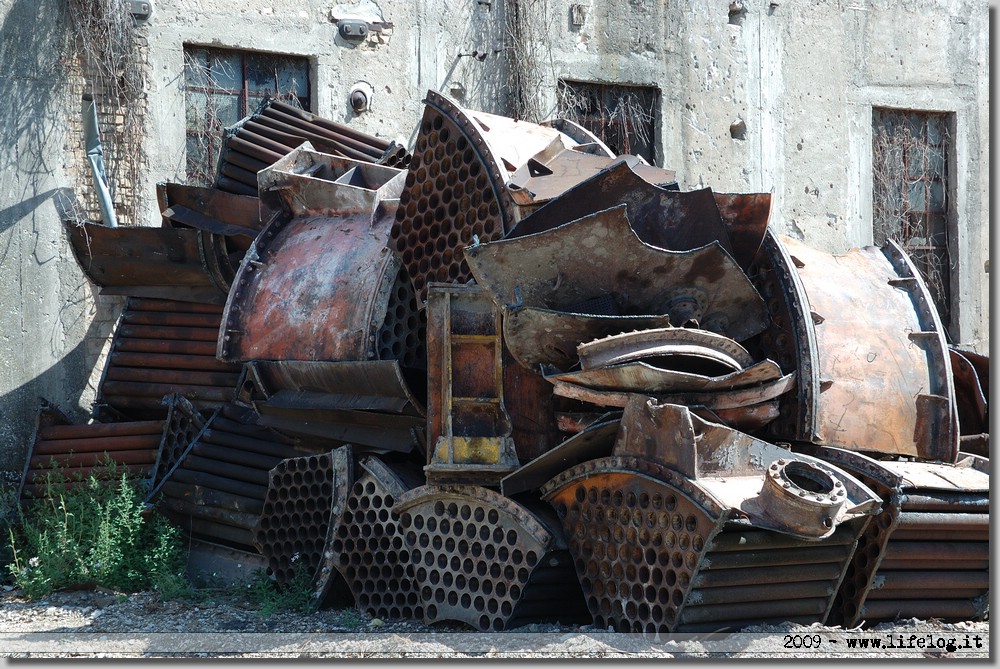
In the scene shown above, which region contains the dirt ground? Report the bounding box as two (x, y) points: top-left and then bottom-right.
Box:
(0, 586), (989, 660)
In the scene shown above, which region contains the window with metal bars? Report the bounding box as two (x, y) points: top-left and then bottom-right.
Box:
(557, 80), (659, 165)
(871, 108), (953, 330)
(184, 46), (311, 186)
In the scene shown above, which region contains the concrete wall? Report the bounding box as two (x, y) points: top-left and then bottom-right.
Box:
(0, 0), (122, 473)
(0, 0), (989, 472)
(531, 0), (988, 347)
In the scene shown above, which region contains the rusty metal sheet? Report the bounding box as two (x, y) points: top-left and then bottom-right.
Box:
(950, 348), (988, 435)
(712, 192), (772, 271)
(504, 161), (733, 258)
(502, 308), (673, 370)
(550, 371), (795, 410)
(156, 181), (271, 234)
(184, 538), (271, 587)
(65, 221), (228, 303)
(464, 107), (570, 174)
(578, 327), (755, 371)
(695, 401), (782, 433)
(244, 360), (426, 417)
(543, 358), (784, 395)
(500, 413), (620, 497)
(218, 158), (404, 363)
(238, 361), (424, 453)
(951, 346), (989, 401)
(781, 235), (958, 461)
(251, 403), (423, 453)
(257, 144), (405, 217)
(744, 230), (821, 444)
(506, 149), (677, 209)
(465, 205), (769, 343)
(539, 118), (616, 157)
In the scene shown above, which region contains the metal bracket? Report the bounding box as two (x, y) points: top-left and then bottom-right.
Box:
(128, 0), (153, 20)
(339, 20), (370, 40)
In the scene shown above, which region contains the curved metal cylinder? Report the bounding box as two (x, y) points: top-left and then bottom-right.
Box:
(761, 234), (958, 461)
(218, 152), (406, 363)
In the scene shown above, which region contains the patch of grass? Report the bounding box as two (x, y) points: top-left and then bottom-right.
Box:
(6, 466), (188, 600)
(243, 568), (319, 617)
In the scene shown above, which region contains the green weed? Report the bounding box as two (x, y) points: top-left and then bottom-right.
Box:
(6, 466), (188, 600)
(243, 568), (319, 617)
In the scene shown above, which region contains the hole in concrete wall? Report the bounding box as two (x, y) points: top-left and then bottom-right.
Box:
(728, 2), (747, 25)
(730, 119), (747, 140)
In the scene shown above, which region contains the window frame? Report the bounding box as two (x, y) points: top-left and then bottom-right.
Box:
(557, 79), (661, 165)
(871, 107), (955, 333)
(183, 45), (312, 186)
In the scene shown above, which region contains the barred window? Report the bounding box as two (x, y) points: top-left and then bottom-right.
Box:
(184, 46), (310, 186)
(557, 81), (659, 165)
(872, 108), (953, 330)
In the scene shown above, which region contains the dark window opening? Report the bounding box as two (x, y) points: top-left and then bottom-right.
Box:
(872, 108), (953, 331)
(184, 46), (311, 186)
(557, 80), (659, 165)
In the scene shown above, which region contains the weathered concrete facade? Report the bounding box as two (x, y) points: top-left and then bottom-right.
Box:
(0, 0), (989, 471)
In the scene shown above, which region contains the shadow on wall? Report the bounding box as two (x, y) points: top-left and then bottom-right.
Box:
(0, 0), (121, 473)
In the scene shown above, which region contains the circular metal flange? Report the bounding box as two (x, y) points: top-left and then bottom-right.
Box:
(758, 459), (847, 539)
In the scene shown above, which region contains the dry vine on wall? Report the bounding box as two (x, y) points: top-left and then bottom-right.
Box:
(66, 0), (147, 226)
(871, 111), (953, 330)
(501, 0), (553, 121)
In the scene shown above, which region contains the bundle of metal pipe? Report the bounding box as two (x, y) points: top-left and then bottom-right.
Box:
(95, 298), (242, 421)
(150, 403), (320, 551)
(215, 98), (409, 196)
(807, 446), (990, 627)
(19, 400), (163, 502)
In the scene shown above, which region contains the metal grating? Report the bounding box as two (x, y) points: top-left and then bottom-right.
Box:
(253, 451), (338, 586)
(323, 456), (424, 619)
(390, 91), (516, 304)
(395, 485), (587, 631)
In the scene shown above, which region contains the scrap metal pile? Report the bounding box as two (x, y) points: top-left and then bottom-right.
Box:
(27, 91), (989, 633)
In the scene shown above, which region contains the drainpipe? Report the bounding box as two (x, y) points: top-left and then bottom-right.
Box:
(82, 94), (117, 227)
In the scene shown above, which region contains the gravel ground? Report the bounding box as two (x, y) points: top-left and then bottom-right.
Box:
(0, 586), (989, 659)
